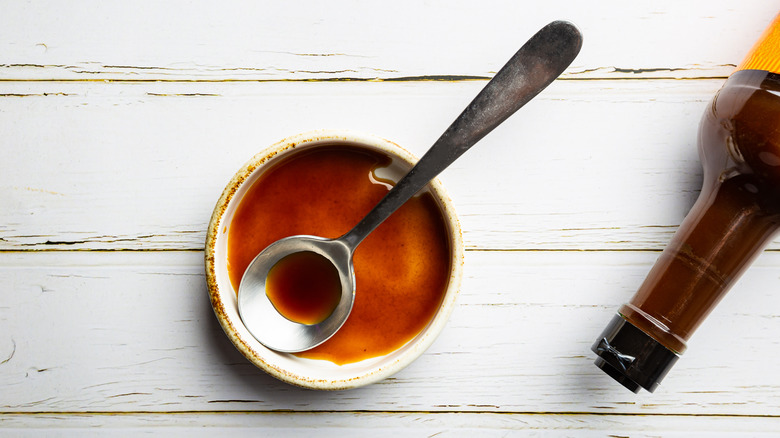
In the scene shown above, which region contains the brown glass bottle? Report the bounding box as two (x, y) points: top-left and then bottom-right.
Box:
(593, 15), (780, 393)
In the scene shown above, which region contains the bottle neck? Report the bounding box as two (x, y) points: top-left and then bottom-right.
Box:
(623, 173), (780, 353)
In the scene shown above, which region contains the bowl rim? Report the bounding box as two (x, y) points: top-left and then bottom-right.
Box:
(204, 129), (464, 390)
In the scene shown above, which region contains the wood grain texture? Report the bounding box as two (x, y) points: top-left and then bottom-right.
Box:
(0, 0), (777, 81)
(4, 79), (773, 251)
(1, 251), (779, 415)
(1, 412), (780, 437)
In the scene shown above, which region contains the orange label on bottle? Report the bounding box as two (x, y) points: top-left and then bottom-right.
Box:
(737, 13), (780, 74)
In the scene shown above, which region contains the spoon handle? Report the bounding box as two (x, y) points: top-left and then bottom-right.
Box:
(341, 21), (583, 249)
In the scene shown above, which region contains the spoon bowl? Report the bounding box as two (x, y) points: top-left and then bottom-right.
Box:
(238, 235), (355, 352)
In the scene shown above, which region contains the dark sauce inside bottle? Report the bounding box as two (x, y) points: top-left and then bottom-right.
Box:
(621, 70), (780, 354)
(593, 69), (780, 393)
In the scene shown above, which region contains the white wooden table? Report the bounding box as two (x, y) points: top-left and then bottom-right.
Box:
(3, 1), (780, 435)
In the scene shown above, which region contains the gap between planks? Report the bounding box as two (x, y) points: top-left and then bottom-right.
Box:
(0, 76), (730, 84)
(1, 410), (779, 418)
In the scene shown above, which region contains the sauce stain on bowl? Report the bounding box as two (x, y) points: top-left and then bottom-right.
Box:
(227, 145), (451, 365)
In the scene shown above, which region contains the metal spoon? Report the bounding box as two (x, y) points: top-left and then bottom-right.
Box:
(238, 20), (583, 352)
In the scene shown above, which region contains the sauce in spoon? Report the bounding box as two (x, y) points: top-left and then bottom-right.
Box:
(266, 251), (342, 325)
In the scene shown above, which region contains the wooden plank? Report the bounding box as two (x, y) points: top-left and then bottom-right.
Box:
(1, 250), (779, 414)
(5, 79), (771, 251)
(0, 0), (777, 81)
(1, 412), (779, 437)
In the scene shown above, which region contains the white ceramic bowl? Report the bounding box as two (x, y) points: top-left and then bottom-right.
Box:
(205, 130), (463, 390)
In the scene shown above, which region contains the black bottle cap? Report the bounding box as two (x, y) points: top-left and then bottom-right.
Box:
(591, 314), (680, 393)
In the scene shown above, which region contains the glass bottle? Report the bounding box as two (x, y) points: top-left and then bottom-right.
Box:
(592, 13), (780, 393)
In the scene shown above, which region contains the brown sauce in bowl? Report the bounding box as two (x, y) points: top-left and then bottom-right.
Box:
(227, 145), (451, 365)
